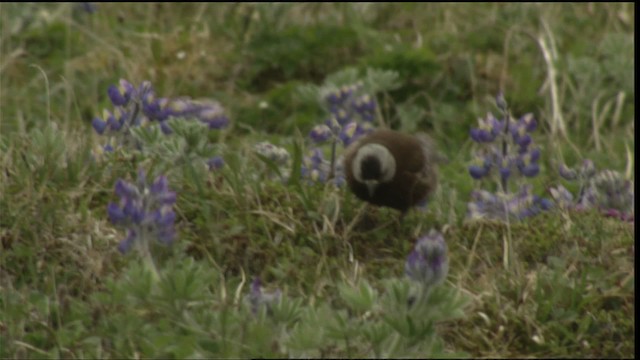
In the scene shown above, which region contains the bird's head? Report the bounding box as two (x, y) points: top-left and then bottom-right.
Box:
(352, 143), (396, 197)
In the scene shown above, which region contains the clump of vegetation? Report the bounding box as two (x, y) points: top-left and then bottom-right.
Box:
(0, 3), (633, 359)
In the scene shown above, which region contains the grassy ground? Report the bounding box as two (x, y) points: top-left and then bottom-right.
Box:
(0, 3), (634, 358)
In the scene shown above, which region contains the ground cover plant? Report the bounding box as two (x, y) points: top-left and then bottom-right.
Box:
(0, 3), (634, 358)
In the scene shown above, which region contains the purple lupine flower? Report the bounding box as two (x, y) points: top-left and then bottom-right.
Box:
(466, 93), (550, 221)
(107, 79), (135, 107)
(196, 102), (229, 129)
(467, 185), (552, 221)
(589, 170), (634, 221)
(325, 116), (341, 133)
(549, 185), (575, 209)
(335, 108), (351, 125)
(108, 169), (177, 254)
(405, 229), (449, 289)
(254, 142), (292, 182)
(306, 83), (379, 188)
(469, 128), (494, 143)
(519, 113), (537, 132)
(352, 94), (376, 121)
(300, 148), (345, 186)
(254, 142), (290, 165)
(311, 83), (378, 147)
(338, 121), (359, 145)
(142, 95), (168, 121)
(92, 79), (231, 156)
(554, 160), (633, 222)
(558, 164), (578, 180)
(469, 164), (490, 179)
(247, 277), (282, 315)
(499, 166), (511, 182)
(117, 229), (137, 254)
(207, 156), (225, 171)
(309, 124), (333, 144)
(518, 161), (540, 177)
(92, 117), (108, 134)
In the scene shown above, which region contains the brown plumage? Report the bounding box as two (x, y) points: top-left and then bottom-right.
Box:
(344, 129), (439, 215)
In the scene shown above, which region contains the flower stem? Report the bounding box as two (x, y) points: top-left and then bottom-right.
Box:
(501, 108), (510, 193)
(328, 139), (337, 180)
(142, 247), (160, 282)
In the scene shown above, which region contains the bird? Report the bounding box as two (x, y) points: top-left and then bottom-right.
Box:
(344, 129), (439, 218)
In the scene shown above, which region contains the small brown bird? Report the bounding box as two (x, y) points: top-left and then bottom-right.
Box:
(344, 129), (439, 217)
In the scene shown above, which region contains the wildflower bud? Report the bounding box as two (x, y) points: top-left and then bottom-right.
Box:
(405, 230), (449, 289)
(499, 167), (511, 182)
(114, 179), (138, 199)
(339, 121), (358, 145)
(325, 116), (341, 132)
(254, 142), (290, 165)
(198, 103), (229, 129)
(107, 109), (126, 131)
(520, 163), (540, 177)
(558, 164), (577, 180)
(529, 148), (541, 162)
(496, 92), (508, 111)
(580, 159), (596, 178)
(469, 165), (489, 179)
(107, 79), (134, 106)
(336, 109), (351, 125)
(117, 229), (137, 254)
(150, 176), (169, 194)
(107, 203), (126, 224)
(207, 156), (225, 171)
(166, 98), (194, 117)
(549, 185), (574, 209)
(309, 124), (333, 143)
(520, 113), (537, 132)
(107, 85), (127, 107)
(517, 134), (532, 147)
(325, 90), (341, 106)
(488, 115), (504, 135)
(109, 170), (177, 255)
(539, 198), (553, 210)
(339, 85), (353, 99)
(92, 118), (108, 134)
(470, 128), (494, 143)
(353, 94), (376, 122)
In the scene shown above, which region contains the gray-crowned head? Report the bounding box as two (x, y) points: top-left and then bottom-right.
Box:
(352, 143), (396, 197)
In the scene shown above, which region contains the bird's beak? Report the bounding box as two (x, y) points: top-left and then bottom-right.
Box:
(365, 180), (378, 197)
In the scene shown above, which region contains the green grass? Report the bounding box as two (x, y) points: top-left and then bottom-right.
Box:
(0, 3), (634, 358)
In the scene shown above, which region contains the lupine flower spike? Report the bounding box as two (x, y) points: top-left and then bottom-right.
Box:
(254, 141), (291, 181)
(405, 229), (449, 306)
(405, 229), (449, 291)
(92, 79), (229, 154)
(308, 83), (377, 182)
(108, 169), (177, 280)
(467, 93), (551, 221)
(551, 160), (633, 222)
